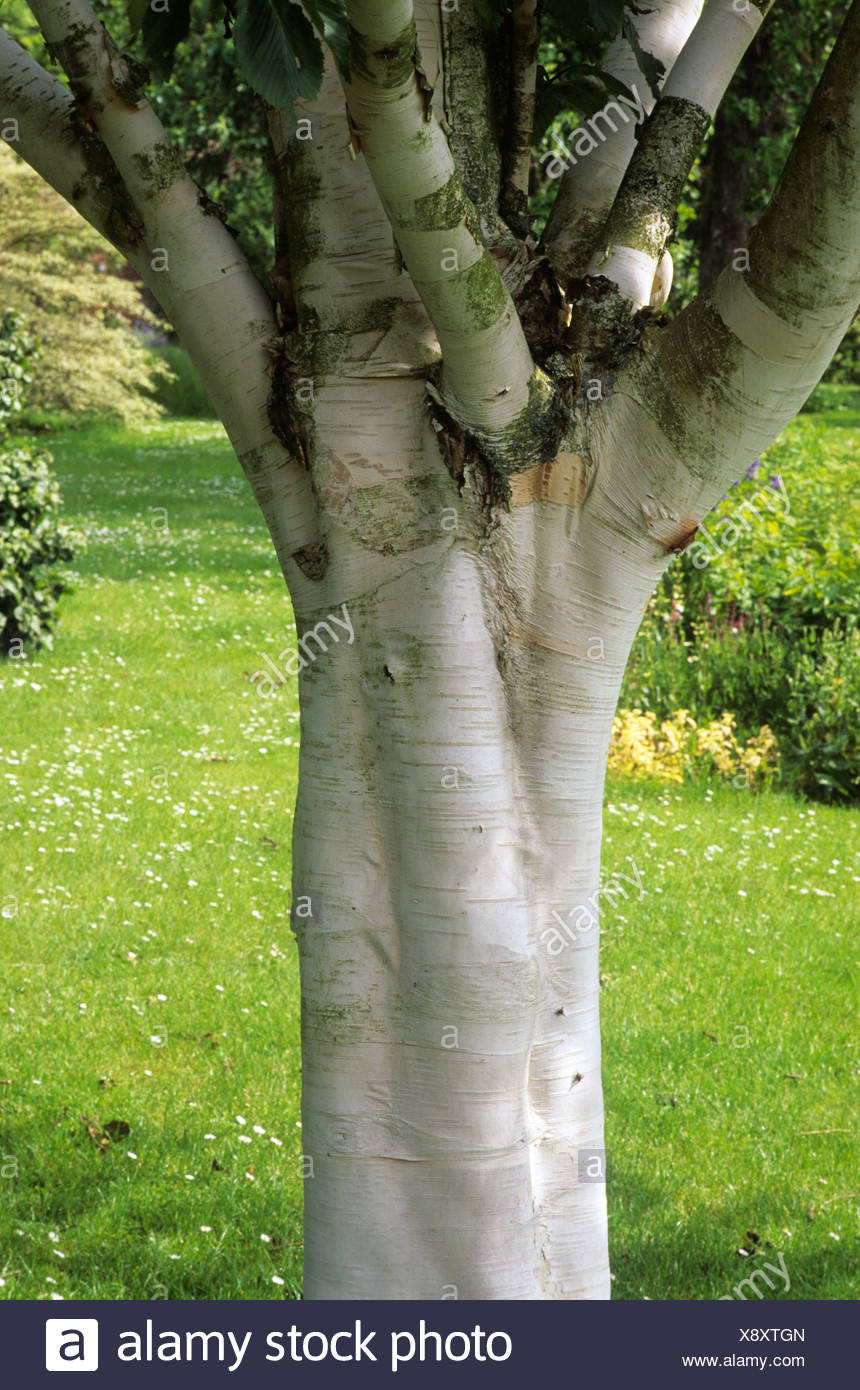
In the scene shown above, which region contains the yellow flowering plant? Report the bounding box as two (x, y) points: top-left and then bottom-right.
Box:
(609, 708), (779, 790)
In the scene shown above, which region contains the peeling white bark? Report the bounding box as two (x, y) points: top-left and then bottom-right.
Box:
(293, 504), (640, 1298)
(591, 0), (772, 307)
(662, 0), (763, 115)
(542, 0), (704, 283)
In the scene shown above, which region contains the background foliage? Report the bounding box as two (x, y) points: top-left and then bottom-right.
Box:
(0, 310), (75, 653)
(621, 390), (860, 801)
(0, 143), (169, 423)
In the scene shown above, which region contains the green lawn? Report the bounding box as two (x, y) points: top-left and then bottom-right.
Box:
(0, 419), (856, 1301)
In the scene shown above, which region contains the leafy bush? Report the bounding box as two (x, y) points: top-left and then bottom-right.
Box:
(0, 309), (39, 428)
(665, 419), (859, 638)
(621, 609), (811, 739)
(622, 403), (860, 800)
(707, 438), (857, 635)
(0, 311), (76, 654)
(622, 611), (860, 801)
(609, 708), (779, 790)
(0, 445), (75, 654)
(782, 621), (860, 802)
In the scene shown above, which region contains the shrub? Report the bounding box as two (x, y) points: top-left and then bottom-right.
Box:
(665, 419), (859, 638)
(609, 708), (779, 790)
(782, 621), (860, 802)
(621, 610), (857, 801)
(144, 345), (216, 418)
(0, 308), (39, 428)
(622, 402), (860, 800)
(0, 444), (75, 654)
(0, 311), (76, 654)
(621, 605), (822, 738)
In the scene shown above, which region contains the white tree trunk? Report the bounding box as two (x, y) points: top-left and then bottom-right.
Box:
(263, 28), (616, 1295)
(290, 435), (655, 1299)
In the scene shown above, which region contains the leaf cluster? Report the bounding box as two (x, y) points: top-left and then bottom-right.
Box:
(0, 313), (76, 655)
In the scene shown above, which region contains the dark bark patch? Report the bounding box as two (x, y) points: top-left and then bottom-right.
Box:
(399, 173), (469, 231)
(513, 256), (570, 360)
(109, 54), (150, 108)
(74, 96), (98, 131)
(663, 521), (700, 555)
(327, 471), (458, 557)
(608, 96), (711, 258)
(349, 20), (416, 88)
(130, 140), (186, 200)
(429, 398), (499, 509)
(266, 333), (309, 463)
(291, 539), (329, 581)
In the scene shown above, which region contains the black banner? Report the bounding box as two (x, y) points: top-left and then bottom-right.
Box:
(3, 1298), (853, 1387)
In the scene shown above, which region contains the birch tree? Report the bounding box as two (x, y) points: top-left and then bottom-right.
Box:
(1, 0), (857, 1298)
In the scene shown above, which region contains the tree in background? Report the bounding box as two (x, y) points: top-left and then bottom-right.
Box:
(0, 141), (168, 420)
(3, 0), (275, 280)
(694, 2), (850, 294)
(0, 0), (857, 1299)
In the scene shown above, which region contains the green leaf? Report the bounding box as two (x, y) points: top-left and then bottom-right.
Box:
(126, 0), (150, 37)
(141, 0), (192, 79)
(302, 0), (350, 73)
(621, 12), (665, 101)
(533, 65), (637, 141)
(588, 0), (625, 37)
(234, 0), (324, 112)
(473, 0), (513, 26)
(542, 1), (622, 63)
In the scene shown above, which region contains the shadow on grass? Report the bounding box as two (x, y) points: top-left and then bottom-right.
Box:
(609, 1170), (856, 1300)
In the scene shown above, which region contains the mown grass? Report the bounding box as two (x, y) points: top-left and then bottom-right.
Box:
(0, 418), (856, 1302)
(1, 421), (302, 1300)
(600, 777), (857, 1300)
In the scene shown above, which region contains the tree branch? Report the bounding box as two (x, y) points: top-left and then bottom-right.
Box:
(439, 0), (512, 251)
(20, 0), (318, 562)
(341, 0), (556, 463)
(613, 0), (860, 541)
(541, 0), (704, 287)
(591, 0), (775, 309)
(501, 0), (539, 238)
(0, 26), (144, 256)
